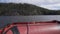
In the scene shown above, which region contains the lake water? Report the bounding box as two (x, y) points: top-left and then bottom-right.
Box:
(0, 15), (60, 28)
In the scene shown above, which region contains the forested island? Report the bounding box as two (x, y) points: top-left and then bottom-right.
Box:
(0, 3), (60, 16)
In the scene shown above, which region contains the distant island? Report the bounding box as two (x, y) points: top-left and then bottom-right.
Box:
(0, 3), (60, 16)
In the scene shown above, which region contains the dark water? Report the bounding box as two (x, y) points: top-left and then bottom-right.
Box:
(0, 15), (60, 28)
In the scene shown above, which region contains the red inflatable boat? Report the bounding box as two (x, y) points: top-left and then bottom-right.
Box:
(0, 21), (60, 34)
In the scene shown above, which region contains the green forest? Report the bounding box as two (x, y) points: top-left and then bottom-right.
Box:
(0, 3), (60, 16)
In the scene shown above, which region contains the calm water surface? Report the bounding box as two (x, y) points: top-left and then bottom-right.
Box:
(0, 15), (60, 28)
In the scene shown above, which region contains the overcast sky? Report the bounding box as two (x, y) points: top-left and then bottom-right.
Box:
(0, 0), (60, 10)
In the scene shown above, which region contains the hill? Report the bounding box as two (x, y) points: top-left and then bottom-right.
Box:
(0, 3), (59, 16)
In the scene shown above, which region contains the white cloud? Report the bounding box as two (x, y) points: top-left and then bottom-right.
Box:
(0, 0), (60, 4)
(40, 3), (60, 10)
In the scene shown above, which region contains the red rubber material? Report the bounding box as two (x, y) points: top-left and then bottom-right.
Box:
(0, 21), (60, 34)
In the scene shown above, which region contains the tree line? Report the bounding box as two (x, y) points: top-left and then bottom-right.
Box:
(0, 3), (60, 16)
